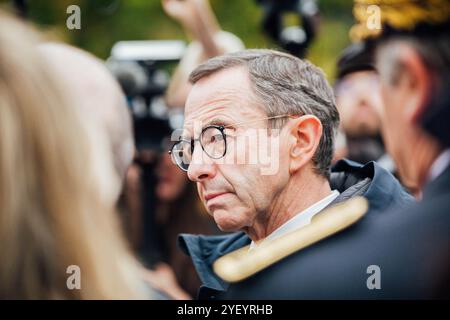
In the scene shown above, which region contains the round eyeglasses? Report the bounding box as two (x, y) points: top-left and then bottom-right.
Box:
(169, 114), (299, 172)
(169, 125), (227, 172)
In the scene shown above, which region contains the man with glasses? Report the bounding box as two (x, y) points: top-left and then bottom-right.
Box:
(175, 49), (412, 299)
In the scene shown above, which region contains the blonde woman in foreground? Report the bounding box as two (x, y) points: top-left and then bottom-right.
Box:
(0, 11), (149, 299)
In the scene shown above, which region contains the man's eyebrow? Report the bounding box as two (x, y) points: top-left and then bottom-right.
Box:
(204, 117), (234, 127)
(181, 117), (235, 140)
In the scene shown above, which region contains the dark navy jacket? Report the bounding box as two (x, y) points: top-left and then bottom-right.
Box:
(178, 159), (414, 299)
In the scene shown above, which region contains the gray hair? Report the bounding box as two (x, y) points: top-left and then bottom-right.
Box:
(189, 49), (340, 178)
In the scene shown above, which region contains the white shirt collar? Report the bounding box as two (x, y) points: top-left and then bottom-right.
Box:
(250, 190), (340, 249)
(427, 148), (450, 183)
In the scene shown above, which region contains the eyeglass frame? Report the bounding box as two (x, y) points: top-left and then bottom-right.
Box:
(168, 114), (300, 172)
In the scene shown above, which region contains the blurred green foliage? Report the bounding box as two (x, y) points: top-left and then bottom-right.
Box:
(0, 0), (354, 81)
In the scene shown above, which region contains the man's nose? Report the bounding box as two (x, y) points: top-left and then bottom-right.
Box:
(187, 143), (217, 182)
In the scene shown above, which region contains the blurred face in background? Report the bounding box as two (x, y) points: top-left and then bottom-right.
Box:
(375, 42), (425, 192)
(155, 139), (189, 202)
(335, 70), (382, 138)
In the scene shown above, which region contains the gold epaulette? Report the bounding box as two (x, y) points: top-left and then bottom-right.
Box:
(213, 196), (369, 283)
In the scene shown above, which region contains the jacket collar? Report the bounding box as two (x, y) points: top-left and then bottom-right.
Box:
(178, 232), (250, 291)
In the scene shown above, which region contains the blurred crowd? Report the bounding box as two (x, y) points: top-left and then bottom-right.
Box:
(0, 0), (449, 300)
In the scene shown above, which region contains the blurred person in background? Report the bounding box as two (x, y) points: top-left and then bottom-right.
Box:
(343, 0), (450, 297)
(0, 10), (147, 299)
(161, 0), (244, 109)
(334, 42), (395, 173)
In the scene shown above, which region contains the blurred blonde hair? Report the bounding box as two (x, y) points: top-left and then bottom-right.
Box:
(0, 11), (146, 299)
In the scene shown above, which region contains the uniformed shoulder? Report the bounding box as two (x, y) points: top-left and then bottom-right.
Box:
(213, 197), (369, 283)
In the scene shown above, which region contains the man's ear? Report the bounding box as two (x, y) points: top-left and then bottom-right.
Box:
(288, 115), (323, 174)
(397, 46), (433, 124)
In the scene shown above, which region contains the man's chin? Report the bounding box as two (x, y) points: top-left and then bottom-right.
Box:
(217, 223), (242, 233)
(212, 209), (244, 232)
